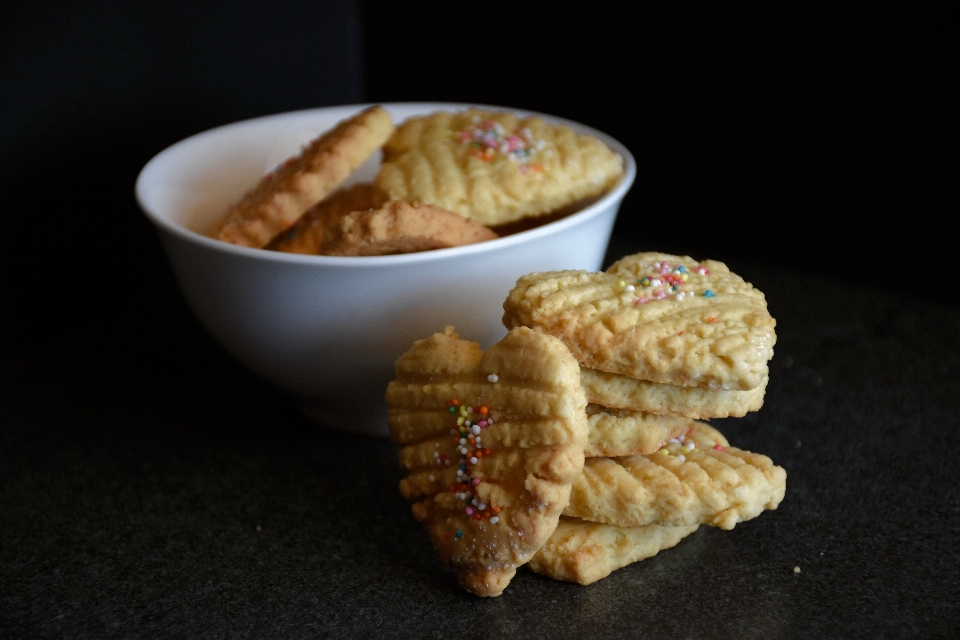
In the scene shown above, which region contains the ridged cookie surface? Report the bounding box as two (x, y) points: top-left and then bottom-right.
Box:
(265, 183), (387, 254)
(585, 404), (690, 457)
(564, 423), (786, 530)
(528, 517), (698, 585)
(210, 106), (394, 248)
(386, 326), (588, 597)
(319, 200), (498, 256)
(581, 369), (768, 419)
(502, 253), (776, 391)
(374, 110), (623, 226)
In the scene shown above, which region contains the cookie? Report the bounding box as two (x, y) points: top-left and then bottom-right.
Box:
(386, 326), (588, 597)
(374, 110), (623, 227)
(265, 183), (387, 254)
(502, 253), (777, 391)
(318, 200), (498, 256)
(564, 422), (786, 530)
(585, 404), (691, 457)
(581, 369), (768, 419)
(528, 517), (698, 585)
(209, 105), (394, 248)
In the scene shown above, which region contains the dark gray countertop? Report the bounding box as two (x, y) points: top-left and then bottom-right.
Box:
(3, 242), (959, 638)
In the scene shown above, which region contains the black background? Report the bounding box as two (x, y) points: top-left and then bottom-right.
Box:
(362, 2), (953, 282)
(3, 3), (959, 637)
(1, 2), (953, 361)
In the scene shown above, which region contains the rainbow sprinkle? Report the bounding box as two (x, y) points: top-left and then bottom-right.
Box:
(619, 260), (713, 305)
(657, 428), (703, 459)
(656, 426), (728, 457)
(453, 118), (544, 173)
(445, 399), (500, 526)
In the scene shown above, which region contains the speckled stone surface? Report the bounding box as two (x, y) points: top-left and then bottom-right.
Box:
(2, 243), (959, 638)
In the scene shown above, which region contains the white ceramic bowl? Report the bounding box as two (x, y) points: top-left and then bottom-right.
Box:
(136, 103), (636, 436)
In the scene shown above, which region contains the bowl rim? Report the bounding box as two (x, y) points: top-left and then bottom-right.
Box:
(135, 101), (636, 268)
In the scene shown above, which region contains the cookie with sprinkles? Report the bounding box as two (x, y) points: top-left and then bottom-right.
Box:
(374, 109), (623, 227)
(528, 517), (698, 586)
(386, 326), (588, 597)
(502, 252), (777, 392)
(584, 404), (692, 457)
(209, 105), (394, 248)
(563, 422), (787, 530)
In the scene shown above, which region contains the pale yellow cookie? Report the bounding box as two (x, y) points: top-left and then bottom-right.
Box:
(265, 183), (387, 254)
(564, 423), (785, 530)
(374, 110), (623, 227)
(528, 517), (698, 585)
(210, 105), (394, 248)
(581, 369), (768, 419)
(678, 420), (730, 448)
(585, 404), (690, 457)
(502, 253), (777, 391)
(386, 326), (588, 597)
(319, 200), (498, 256)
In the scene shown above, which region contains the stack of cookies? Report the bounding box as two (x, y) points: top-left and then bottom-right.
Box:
(387, 252), (786, 596)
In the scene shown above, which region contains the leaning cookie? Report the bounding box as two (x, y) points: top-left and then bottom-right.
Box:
(375, 110), (623, 227)
(564, 423), (786, 530)
(209, 105), (394, 248)
(386, 326), (588, 597)
(581, 369), (768, 419)
(265, 183), (387, 254)
(319, 200), (498, 256)
(502, 253), (777, 391)
(528, 517), (698, 585)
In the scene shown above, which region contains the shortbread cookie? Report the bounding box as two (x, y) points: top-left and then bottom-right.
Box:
(564, 423), (785, 530)
(528, 517), (698, 585)
(319, 200), (498, 256)
(585, 404), (691, 457)
(675, 420), (730, 448)
(210, 105), (394, 248)
(581, 369), (768, 419)
(386, 326), (588, 597)
(265, 183), (387, 254)
(374, 110), (623, 227)
(502, 253), (777, 391)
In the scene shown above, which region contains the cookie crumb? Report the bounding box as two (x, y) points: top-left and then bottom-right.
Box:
(256, 525), (261, 532)
(793, 566), (801, 574)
